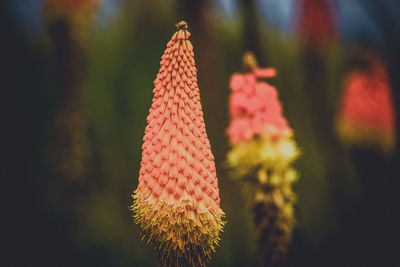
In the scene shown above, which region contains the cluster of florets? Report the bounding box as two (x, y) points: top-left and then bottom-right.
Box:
(227, 68), (289, 144)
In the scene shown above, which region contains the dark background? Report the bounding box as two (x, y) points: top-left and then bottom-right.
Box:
(2, 0), (400, 266)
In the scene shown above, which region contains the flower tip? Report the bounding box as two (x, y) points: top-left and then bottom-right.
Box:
(175, 20), (188, 30)
(174, 21), (190, 40)
(242, 51), (259, 71)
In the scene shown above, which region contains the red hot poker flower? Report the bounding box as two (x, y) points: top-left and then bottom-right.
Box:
(131, 21), (225, 267)
(336, 57), (396, 152)
(227, 52), (300, 265)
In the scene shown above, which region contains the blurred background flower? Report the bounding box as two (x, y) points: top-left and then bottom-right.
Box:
(336, 53), (396, 153)
(2, 0), (400, 266)
(226, 51), (300, 266)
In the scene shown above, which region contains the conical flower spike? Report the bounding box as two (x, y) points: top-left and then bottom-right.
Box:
(227, 52), (300, 265)
(131, 21), (225, 267)
(336, 56), (396, 153)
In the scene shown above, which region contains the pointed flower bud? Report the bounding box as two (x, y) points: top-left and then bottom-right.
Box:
(227, 52), (300, 265)
(336, 57), (396, 153)
(131, 21), (225, 267)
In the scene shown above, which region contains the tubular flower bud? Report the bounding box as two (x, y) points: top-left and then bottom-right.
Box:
(227, 52), (300, 265)
(131, 21), (225, 267)
(336, 57), (396, 153)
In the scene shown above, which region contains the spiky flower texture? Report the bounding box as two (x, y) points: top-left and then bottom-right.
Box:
(131, 21), (225, 267)
(227, 52), (300, 266)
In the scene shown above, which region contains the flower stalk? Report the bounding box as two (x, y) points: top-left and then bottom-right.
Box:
(42, 0), (98, 217)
